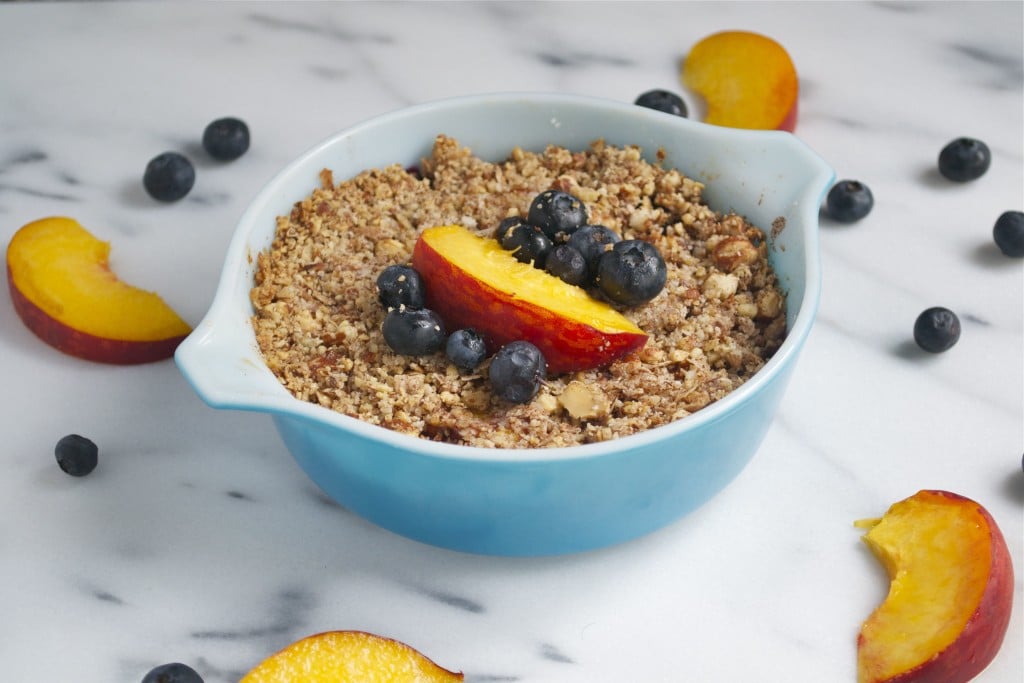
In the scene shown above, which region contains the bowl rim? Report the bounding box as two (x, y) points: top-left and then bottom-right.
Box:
(176, 91), (833, 465)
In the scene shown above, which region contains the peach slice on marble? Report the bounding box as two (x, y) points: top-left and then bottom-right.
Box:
(681, 30), (799, 132)
(239, 630), (464, 682)
(411, 224), (648, 375)
(856, 490), (1014, 683)
(6, 216), (191, 364)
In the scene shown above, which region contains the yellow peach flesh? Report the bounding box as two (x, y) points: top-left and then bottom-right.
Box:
(240, 631), (463, 683)
(857, 491), (998, 683)
(6, 217), (190, 342)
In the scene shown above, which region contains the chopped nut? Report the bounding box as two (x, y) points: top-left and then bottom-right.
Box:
(756, 288), (784, 319)
(374, 238), (408, 260)
(702, 272), (739, 300)
(737, 301), (759, 318)
(535, 392), (560, 414)
(711, 236), (759, 272)
(557, 381), (611, 421)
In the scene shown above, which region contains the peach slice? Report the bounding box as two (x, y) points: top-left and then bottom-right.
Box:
(6, 216), (191, 364)
(411, 224), (647, 375)
(856, 490), (1014, 683)
(681, 30), (799, 132)
(240, 630), (464, 682)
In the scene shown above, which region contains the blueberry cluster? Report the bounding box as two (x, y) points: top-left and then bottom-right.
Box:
(375, 266), (446, 356)
(143, 117), (250, 202)
(498, 190), (667, 307)
(374, 265), (545, 404)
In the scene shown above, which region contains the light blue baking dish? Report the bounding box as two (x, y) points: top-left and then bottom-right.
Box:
(175, 92), (833, 556)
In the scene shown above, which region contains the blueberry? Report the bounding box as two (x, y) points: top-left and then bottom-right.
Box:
(596, 239), (667, 307)
(993, 211), (1024, 258)
(527, 190), (588, 241)
(141, 662), (204, 683)
(566, 224), (621, 282)
(634, 89), (688, 118)
(376, 265), (425, 310)
(143, 152), (195, 202)
(446, 328), (488, 371)
(938, 137), (991, 182)
(54, 434), (98, 477)
(826, 180), (874, 223)
(913, 307), (961, 353)
(202, 117), (250, 161)
(544, 244), (587, 286)
(489, 341), (546, 404)
(495, 215), (527, 242)
(382, 308), (446, 356)
(500, 222), (552, 266)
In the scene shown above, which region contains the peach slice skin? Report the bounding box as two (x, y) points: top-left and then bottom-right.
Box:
(682, 30), (799, 132)
(411, 224), (647, 375)
(6, 216), (191, 364)
(239, 630), (464, 682)
(857, 490), (1014, 683)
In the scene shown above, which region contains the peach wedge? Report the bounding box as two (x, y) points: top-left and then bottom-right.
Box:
(411, 224), (647, 375)
(6, 216), (191, 364)
(856, 490), (1014, 683)
(682, 30), (799, 132)
(240, 630), (464, 683)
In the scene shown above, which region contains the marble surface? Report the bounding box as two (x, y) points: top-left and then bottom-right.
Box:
(1, 2), (1021, 681)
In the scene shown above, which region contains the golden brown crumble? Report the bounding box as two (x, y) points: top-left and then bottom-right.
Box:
(250, 135), (786, 448)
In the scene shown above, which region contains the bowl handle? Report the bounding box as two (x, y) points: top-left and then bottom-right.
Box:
(174, 316), (283, 411)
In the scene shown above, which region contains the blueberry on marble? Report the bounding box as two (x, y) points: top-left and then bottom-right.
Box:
(376, 264), (425, 310)
(202, 117), (250, 161)
(913, 306), (961, 353)
(826, 179), (874, 223)
(500, 221), (553, 266)
(54, 434), (98, 477)
(567, 224), (621, 282)
(143, 152), (195, 202)
(596, 239), (667, 307)
(446, 328), (488, 371)
(634, 89), (688, 118)
(938, 137), (991, 182)
(489, 340), (546, 404)
(527, 190), (588, 241)
(544, 244), (588, 286)
(382, 307), (446, 356)
(141, 662), (204, 683)
(993, 210), (1024, 257)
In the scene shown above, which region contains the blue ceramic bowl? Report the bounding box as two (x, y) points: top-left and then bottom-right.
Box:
(175, 93), (833, 556)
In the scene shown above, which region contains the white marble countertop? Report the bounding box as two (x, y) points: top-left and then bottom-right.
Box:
(1, 2), (1021, 681)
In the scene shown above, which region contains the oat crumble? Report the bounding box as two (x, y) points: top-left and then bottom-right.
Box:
(250, 135), (787, 448)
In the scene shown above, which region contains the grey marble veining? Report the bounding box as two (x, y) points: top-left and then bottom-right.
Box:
(0, 2), (1021, 682)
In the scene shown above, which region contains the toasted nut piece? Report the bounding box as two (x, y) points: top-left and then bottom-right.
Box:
(711, 236), (760, 272)
(558, 381), (611, 421)
(756, 288), (784, 319)
(374, 238), (408, 260)
(737, 301), (759, 318)
(702, 272), (739, 300)
(535, 392), (560, 414)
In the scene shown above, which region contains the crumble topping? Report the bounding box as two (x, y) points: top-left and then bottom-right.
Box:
(250, 135), (786, 448)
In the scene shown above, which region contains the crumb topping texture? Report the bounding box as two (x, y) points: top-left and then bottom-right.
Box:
(250, 136), (787, 448)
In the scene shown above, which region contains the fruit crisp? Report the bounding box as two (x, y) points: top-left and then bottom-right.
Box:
(250, 135), (787, 448)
